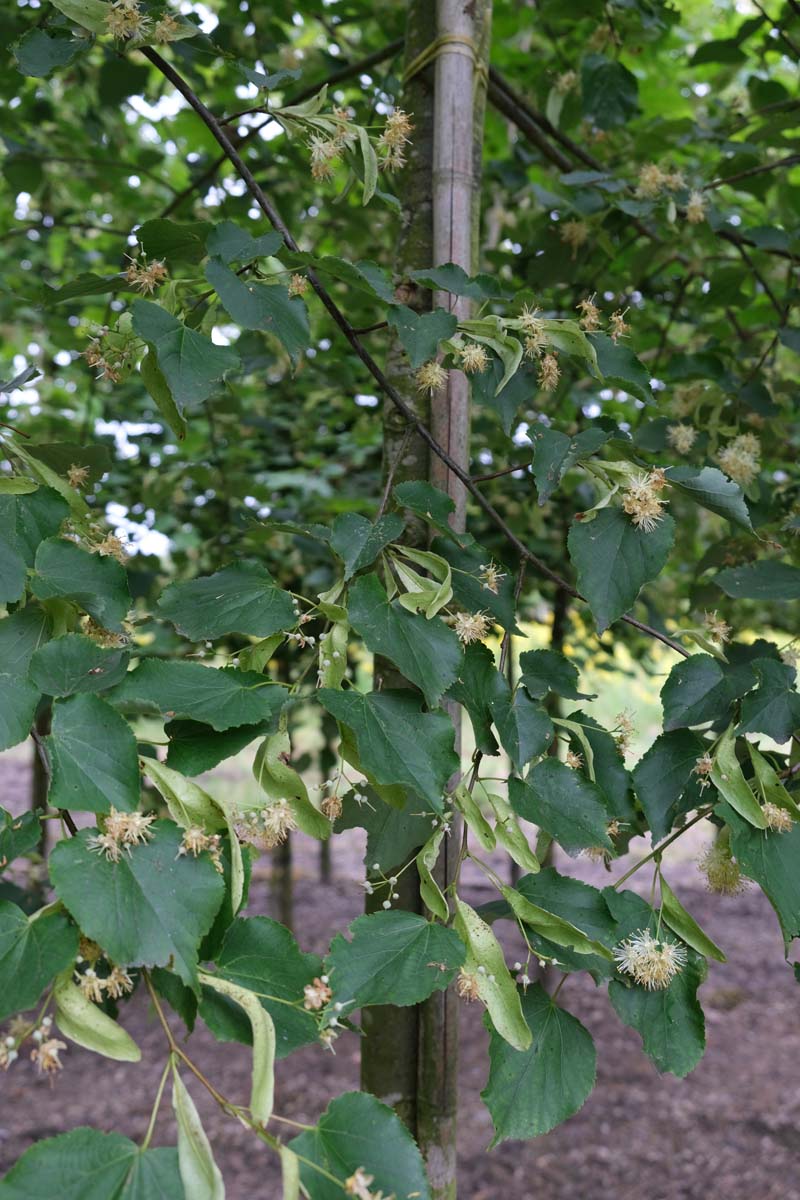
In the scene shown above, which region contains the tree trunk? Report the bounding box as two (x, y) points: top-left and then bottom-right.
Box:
(360, 0), (437, 1132)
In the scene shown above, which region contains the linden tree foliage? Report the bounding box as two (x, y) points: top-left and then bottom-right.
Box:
(0, 0), (799, 1195)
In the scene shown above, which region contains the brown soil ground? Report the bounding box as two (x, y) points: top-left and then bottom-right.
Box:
(2, 750), (800, 1200)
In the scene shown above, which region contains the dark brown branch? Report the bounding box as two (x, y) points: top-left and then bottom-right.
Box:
(750, 0), (800, 57)
(158, 38), (404, 218)
(471, 462), (530, 483)
(30, 726), (78, 835)
(489, 66), (798, 263)
(488, 76), (572, 172)
(140, 48), (690, 660)
(704, 153), (800, 191)
(732, 240), (784, 317)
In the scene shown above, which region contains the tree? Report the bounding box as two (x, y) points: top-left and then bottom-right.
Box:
(1, 0), (799, 1197)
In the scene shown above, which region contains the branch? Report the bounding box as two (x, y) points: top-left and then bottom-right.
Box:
(488, 66), (798, 263)
(704, 153), (800, 191)
(140, 48), (690, 660)
(158, 38), (404, 218)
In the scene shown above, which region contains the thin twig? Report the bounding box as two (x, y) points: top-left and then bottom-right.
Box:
(377, 427), (412, 518)
(471, 461), (529, 483)
(612, 807), (714, 890)
(703, 153), (800, 191)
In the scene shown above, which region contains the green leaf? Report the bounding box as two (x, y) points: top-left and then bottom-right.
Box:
(588, 332), (651, 401)
(289, 1091), (430, 1200)
(452, 783), (496, 851)
(432, 535), (520, 632)
(605, 889), (706, 1077)
(283, 254), (395, 303)
(158, 562), (295, 641)
(665, 466), (753, 532)
(48, 694), (140, 814)
(659, 877), (726, 962)
(27, 442), (111, 488)
(0, 1130), (184, 1200)
(563, 711), (636, 825)
(137, 218), (210, 265)
(386, 305), (458, 368)
(512, 762), (611, 853)
(357, 124), (378, 204)
(500, 885), (613, 960)
(140, 349), (186, 441)
(110, 660), (288, 732)
(326, 911), (464, 1015)
(205, 259), (309, 363)
(608, 956), (707, 1077)
(165, 720), (272, 777)
(581, 54), (639, 129)
(172, 1069), (225, 1200)
(211, 916), (323, 1058)
(252, 727), (331, 842)
(50, 822), (225, 987)
(280, 1148), (300, 1200)
(0, 902), (78, 1021)
(714, 560), (800, 601)
(738, 659), (800, 743)
(0, 808), (40, 871)
(722, 803), (800, 945)
(481, 983), (596, 1144)
(49, 0), (109, 34)
(53, 971), (141, 1062)
(567, 507), (675, 632)
(330, 513), (404, 580)
(333, 790), (431, 873)
(131, 300), (239, 407)
(519, 649), (593, 701)
(710, 726), (767, 828)
(0, 606), (51, 677)
(0, 674), (40, 752)
(0, 537), (26, 604)
(530, 425), (610, 505)
(632, 729), (707, 841)
(206, 220), (283, 264)
(416, 828), (449, 921)
(142, 758), (224, 831)
(446, 642), (503, 755)
(748, 744), (800, 820)
(489, 686), (554, 770)
(393, 480), (457, 539)
(454, 897), (531, 1051)
(32, 538), (130, 630)
(0, 486), (69, 566)
(347, 574), (461, 707)
(125, 1147), (185, 1200)
(200, 973), (275, 1125)
(13, 29), (87, 76)
(28, 634), (130, 697)
(318, 689), (458, 811)
(661, 654), (733, 730)
(487, 868), (618, 980)
(410, 263), (504, 300)
(0, 478), (38, 494)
